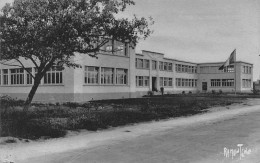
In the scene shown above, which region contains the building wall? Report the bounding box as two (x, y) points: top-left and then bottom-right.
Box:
(0, 48), (254, 102)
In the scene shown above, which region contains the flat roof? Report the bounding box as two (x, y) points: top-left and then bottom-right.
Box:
(198, 61), (253, 65)
(137, 50), (253, 66)
(142, 50), (164, 55)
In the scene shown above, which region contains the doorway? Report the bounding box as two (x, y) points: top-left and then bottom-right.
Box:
(202, 82), (207, 91)
(152, 77), (157, 91)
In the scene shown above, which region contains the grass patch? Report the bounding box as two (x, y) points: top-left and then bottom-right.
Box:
(0, 95), (244, 140)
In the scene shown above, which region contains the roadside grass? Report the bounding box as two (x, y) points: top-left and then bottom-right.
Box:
(0, 95), (244, 140)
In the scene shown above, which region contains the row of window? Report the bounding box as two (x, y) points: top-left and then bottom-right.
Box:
(199, 65), (234, 74)
(176, 78), (198, 87)
(242, 66), (252, 74)
(176, 64), (197, 73)
(210, 79), (234, 87)
(160, 77), (173, 87)
(136, 76), (149, 87)
(135, 58), (150, 69)
(242, 79), (251, 88)
(85, 66), (128, 85)
(0, 67), (63, 85)
(100, 40), (128, 56)
(159, 62), (173, 71)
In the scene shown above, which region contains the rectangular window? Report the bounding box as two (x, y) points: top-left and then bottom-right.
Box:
(163, 62), (168, 71)
(101, 40), (127, 56)
(176, 78), (197, 87)
(3, 69), (8, 85)
(144, 76), (149, 86)
(101, 67), (114, 84)
(144, 59), (150, 69)
(114, 41), (127, 56)
(136, 58), (143, 69)
(242, 79), (251, 88)
(176, 78), (181, 87)
(168, 63), (173, 71)
(136, 76), (149, 87)
(222, 79), (234, 87)
(163, 77), (168, 86)
(116, 69), (127, 85)
(10, 68), (24, 85)
(211, 79), (221, 87)
(159, 62), (163, 71)
(152, 60), (157, 70)
(169, 78), (173, 86)
(44, 66), (63, 84)
(26, 68), (33, 84)
(85, 66), (99, 84)
(160, 77), (163, 86)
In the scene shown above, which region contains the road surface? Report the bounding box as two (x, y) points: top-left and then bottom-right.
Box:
(17, 104), (260, 163)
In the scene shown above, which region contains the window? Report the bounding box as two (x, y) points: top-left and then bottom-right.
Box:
(85, 66), (99, 84)
(211, 79), (221, 87)
(163, 62), (168, 71)
(160, 77), (173, 87)
(116, 69), (127, 85)
(242, 79), (251, 88)
(176, 64), (196, 73)
(176, 78), (181, 87)
(3, 69), (8, 85)
(176, 64), (181, 72)
(136, 58), (143, 69)
(135, 58), (149, 69)
(159, 62), (163, 71)
(11, 68), (24, 85)
(169, 78), (173, 86)
(223, 65), (234, 72)
(168, 63), (173, 71)
(26, 68), (33, 84)
(101, 40), (128, 56)
(44, 66), (63, 84)
(144, 59), (150, 69)
(101, 67), (114, 84)
(105, 45), (112, 51)
(144, 76), (149, 86)
(152, 60), (157, 70)
(136, 76), (149, 87)
(243, 65), (252, 74)
(222, 79), (234, 87)
(160, 77), (163, 86)
(175, 78), (197, 87)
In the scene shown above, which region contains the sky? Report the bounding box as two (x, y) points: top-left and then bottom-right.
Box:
(1, 0), (260, 80)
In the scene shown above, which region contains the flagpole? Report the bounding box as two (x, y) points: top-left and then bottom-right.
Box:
(234, 49), (236, 95)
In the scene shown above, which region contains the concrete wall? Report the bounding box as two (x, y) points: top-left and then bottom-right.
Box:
(0, 50), (254, 102)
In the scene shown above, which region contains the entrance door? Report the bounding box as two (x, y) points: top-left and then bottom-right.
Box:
(152, 77), (157, 91)
(202, 82), (207, 91)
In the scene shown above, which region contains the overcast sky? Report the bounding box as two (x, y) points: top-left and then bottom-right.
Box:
(1, 0), (260, 80)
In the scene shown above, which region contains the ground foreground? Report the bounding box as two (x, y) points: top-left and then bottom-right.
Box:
(1, 99), (260, 163)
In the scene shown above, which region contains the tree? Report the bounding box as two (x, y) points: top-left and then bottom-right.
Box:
(0, 0), (153, 109)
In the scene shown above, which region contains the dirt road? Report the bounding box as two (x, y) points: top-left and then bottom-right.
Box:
(1, 100), (260, 163)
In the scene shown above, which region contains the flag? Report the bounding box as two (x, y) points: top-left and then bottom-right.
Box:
(219, 49), (236, 70)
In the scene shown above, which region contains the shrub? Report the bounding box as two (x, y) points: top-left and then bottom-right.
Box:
(252, 89), (260, 95)
(219, 89), (223, 94)
(63, 102), (81, 108)
(211, 90), (216, 94)
(182, 91), (185, 94)
(188, 91), (192, 94)
(147, 91), (154, 96)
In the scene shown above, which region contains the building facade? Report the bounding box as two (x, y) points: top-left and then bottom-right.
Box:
(0, 44), (253, 102)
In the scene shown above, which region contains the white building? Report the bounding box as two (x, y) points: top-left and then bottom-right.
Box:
(0, 43), (253, 102)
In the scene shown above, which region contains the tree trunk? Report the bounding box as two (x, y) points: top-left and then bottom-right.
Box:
(23, 76), (42, 111)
